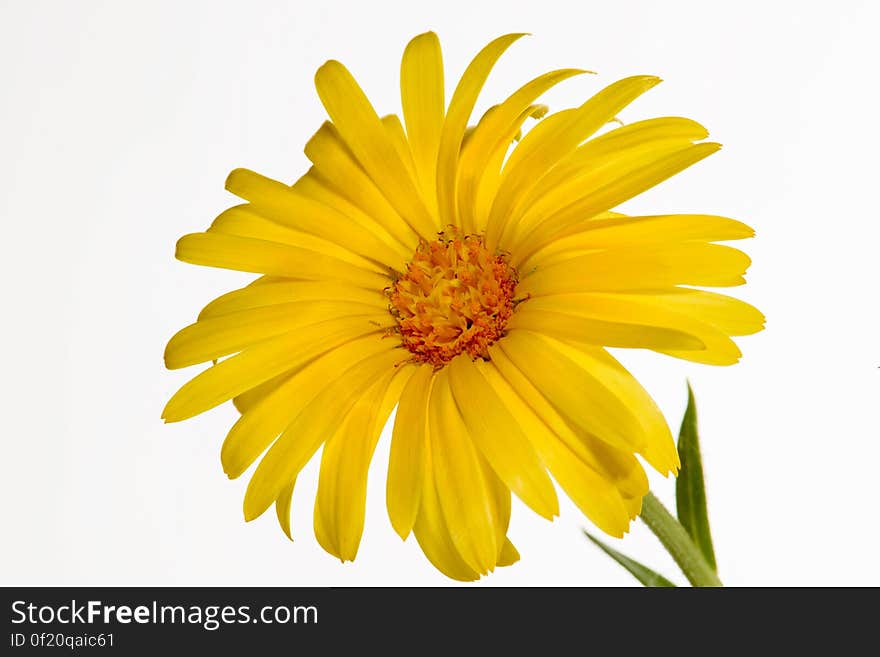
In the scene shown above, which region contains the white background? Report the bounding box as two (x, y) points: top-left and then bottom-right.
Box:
(2, 0), (878, 586)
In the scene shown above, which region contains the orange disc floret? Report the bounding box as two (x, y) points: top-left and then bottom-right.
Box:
(388, 228), (518, 367)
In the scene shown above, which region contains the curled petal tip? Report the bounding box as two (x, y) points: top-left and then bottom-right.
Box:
(314, 59), (345, 83)
(223, 167), (251, 192)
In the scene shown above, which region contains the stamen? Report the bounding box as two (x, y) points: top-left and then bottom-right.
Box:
(388, 227), (518, 367)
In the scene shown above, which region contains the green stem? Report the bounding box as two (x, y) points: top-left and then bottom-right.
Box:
(640, 492), (723, 587)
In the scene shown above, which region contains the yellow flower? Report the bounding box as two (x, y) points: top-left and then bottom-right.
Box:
(163, 32), (763, 581)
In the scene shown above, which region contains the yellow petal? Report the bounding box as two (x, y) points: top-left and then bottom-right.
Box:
(486, 347), (647, 502)
(543, 338), (678, 474)
(507, 305), (705, 352)
(522, 213), (754, 271)
(484, 75), (662, 249)
(510, 143), (722, 260)
(162, 316), (385, 423)
(224, 169), (407, 270)
(381, 114), (418, 183)
(471, 104), (548, 234)
(518, 117), (709, 222)
(292, 170), (413, 259)
(401, 31), (444, 211)
(485, 347), (647, 497)
(233, 370), (294, 415)
(428, 368), (498, 574)
(497, 538), (520, 567)
(304, 123), (419, 250)
(315, 364), (413, 560)
(314, 60), (437, 239)
(175, 232), (390, 290)
(275, 480), (296, 540)
(314, 367), (399, 561)
(480, 358), (635, 536)
(243, 348), (401, 521)
(220, 334), (394, 479)
(165, 301), (388, 369)
(642, 288), (765, 337)
(413, 452), (481, 582)
(198, 279), (387, 320)
(479, 451), (512, 562)
(207, 202), (388, 273)
(447, 355), (559, 520)
(312, 488), (333, 560)
(519, 293), (744, 365)
(518, 243), (752, 296)
(436, 33), (526, 227)
(623, 494), (643, 521)
(509, 141), (704, 253)
(456, 68), (586, 232)
(387, 363), (434, 539)
(497, 331), (645, 454)
(374, 364), (416, 434)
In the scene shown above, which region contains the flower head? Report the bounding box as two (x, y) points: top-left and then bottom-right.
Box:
(163, 32), (763, 580)
(388, 228), (518, 365)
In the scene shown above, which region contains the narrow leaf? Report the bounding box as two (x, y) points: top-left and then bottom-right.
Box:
(675, 382), (717, 571)
(583, 531), (676, 587)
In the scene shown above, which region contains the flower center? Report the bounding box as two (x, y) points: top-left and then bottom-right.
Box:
(388, 228), (517, 367)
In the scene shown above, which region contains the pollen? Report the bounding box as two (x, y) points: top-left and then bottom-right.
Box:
(388, 228), (518, 367)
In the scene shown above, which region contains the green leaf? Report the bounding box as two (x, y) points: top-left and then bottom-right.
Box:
(584, 531), (676, 587)
(675, 382), (717, 572)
